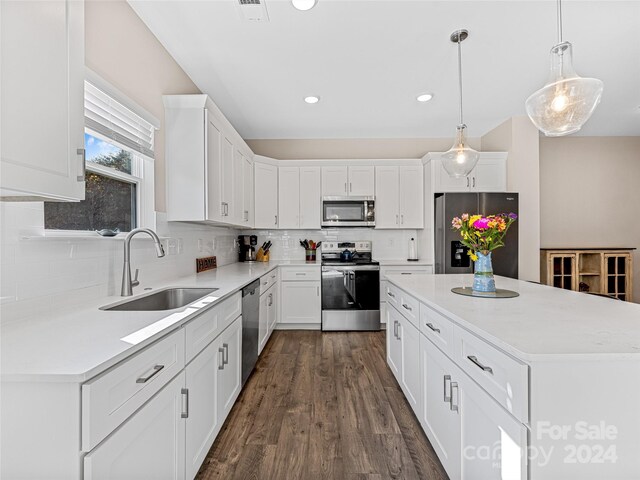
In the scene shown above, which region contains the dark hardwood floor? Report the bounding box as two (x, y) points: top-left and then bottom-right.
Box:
(195, 330), (449, 480)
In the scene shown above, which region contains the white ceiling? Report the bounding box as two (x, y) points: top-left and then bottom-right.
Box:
(129, 0), (640, 139)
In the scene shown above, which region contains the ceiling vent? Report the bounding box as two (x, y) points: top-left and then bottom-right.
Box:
(237, 0), (269, 22)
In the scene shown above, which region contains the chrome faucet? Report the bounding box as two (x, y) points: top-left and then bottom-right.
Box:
(121, 228), (165, 296)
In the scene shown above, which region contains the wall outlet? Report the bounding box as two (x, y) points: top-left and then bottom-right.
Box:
(177, 238), (184, 254)
(166, 238), (177, 255)
(210, 238), (216, 250)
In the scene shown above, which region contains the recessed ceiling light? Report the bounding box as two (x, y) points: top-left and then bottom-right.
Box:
(292, 0), (317, 11)
(417, 93), (434, 102)
(304, 96), (320, 104)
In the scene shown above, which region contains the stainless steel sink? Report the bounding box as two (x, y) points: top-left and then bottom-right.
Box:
(100, 287), (219, 311)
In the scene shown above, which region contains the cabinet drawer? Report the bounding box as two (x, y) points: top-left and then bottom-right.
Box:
(398, 289), (420, 329)
(259, 270), (276, 291)
(419, 303), (454, 356)
(280, 266), (321, 282)
(185, 291), (241, 363)
(381, 266), (432, 279)
(454, 325), (529, 423)
(82, 329), (185, 452)
(385, 282), (401, 309)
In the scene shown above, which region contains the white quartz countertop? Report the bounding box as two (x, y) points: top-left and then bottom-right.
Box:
(1, 260), (320, 383)
(386, 274), (640, 361)
(376, 259), (433, 266)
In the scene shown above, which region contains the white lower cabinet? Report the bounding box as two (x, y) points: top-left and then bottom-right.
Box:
(398, 314), (421, 414)
(420, 334), (462, 480)
(216, 317), (242, 422)
(184, 340), (221, 480)
(280, 269), (321, 327)
(386, 304), (402, 378)
(84, 371), (186, 480)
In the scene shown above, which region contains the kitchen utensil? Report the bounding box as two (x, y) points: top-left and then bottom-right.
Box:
(340, 249), (354, 262)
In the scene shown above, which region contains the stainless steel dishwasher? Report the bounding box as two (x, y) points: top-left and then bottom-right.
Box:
(241, 279), (260, 386)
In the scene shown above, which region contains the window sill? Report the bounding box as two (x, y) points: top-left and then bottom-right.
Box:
(20, 232), (169, 241)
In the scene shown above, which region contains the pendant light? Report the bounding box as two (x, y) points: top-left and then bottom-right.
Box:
(525, 0), (603, 136)
(442, 29), (480, 178)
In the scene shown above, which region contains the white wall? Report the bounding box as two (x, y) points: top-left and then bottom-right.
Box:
(540, 136), (640, 303)
(481, 116), (541, 282)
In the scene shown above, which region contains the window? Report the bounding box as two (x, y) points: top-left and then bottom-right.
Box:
(45, 76), (157, 233)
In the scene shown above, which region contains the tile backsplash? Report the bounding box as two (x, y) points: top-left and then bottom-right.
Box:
(242, 227), (431, 262)
(0, 202), (239, 324)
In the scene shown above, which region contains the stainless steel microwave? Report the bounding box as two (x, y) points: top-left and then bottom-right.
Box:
(321, 196), (375, 227)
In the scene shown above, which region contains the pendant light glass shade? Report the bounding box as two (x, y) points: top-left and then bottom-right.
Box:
(526, 42), (603, 136)
(442, 125), (480, 177)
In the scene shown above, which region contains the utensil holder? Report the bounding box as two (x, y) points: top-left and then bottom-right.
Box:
(256, 248), (270, 262)
(305, 249), (316, 262)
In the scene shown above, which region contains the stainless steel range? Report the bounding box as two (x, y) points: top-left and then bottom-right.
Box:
(321, 241), (380, 331)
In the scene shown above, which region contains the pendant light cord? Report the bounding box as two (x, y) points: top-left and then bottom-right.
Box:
(457, 37), (464, 126)
(556, 0), (563, 44)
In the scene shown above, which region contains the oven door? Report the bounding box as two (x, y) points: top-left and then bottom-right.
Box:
(321, 264), (380, 331)
(321, 196), (375, 227)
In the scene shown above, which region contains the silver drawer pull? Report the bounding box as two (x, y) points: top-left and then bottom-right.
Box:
(218, 347), (225, 370)
(263, 281), (268, 285)
(467, 355), (493, 374)
(443, 375), (451, 402)
(426, 323), (441, 334)
(181, 388), (189, 418)
(136, 364), (164, 383)
(401, 272), (412, 275)
(223, 343), (229, 365)
(450, 382), (459, 413)
(402, 303), (412, 312)
(295, 272), (306, 276)
(387, 292), (395, 298)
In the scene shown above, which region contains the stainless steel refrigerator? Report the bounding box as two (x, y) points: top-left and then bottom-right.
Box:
(434, 192), (519, 279)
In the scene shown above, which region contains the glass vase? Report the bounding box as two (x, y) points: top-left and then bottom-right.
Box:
(473, 251), (496, 293)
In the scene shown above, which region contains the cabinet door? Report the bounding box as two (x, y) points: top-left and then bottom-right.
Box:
(321, 166), (348, 196)
(217, 317), (242, 422)
(220, 137), (234, 219)
(348, 166), (375, 196)
(84, 372), (186, 480)
(472, 157), (507, 192)
(399, 315), (421, 415)
(420, 335), (461, 480)
(254, 162), (279, 228)
(206, 118), (224, 222)
(232, 149), (245, 225)
(185, 341), (220, 480)
(433, 156), (470, 192)
(386, 305), (402, 379)
(299, 166), (321, 229)
(280, 281), (321, 324)
(269, 282), (279, 333)
(460, 372), (527, 480)
(399, 166), (424, 228)
(278, 167), (300, 229)
(243, 156), (254, 226)
(258, 291), (270, 355)
(374, 166), (400, 228)
(1, 0), (85, 201)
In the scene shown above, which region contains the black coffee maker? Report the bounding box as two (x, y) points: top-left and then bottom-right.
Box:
(238, 235), (258, 262)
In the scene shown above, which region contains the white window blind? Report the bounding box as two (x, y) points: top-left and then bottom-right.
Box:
(85, 81), (155, 158)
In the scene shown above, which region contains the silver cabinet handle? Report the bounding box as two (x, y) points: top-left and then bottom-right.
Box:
(450, 381), (459, 413)
(221, 202), (225, 216)
(77, 148), (86, 181)
(263, 281), (268, 285)
(317, 286), (320, 296)
(387, 291), (395, 298)
(218, 347), (225, 370)
(393, 320), (398, 339)
(136, 364), (164, 383)
(244, 210), (248, 221)
(344, 182), (347, 193)
(181, 388), (189, 418)
(223, 343), (229, 365)
(400, 272), (411, 275)
(396, 214), (399, 225)
(350, 182), (352, 193)
(396, 322), (401, 340)
(401, 214), (404, 224)
(274, 215), (278, 225)
(467, 355), (493, 374)
(466, 177), (470, 188)
(295, 272), (306, 276)
(268, 293), (273, 306)
(426, 323), (441, 334)
(402, 303), (412, 312)
(444, 375), (451, 402)
(472, 177), (476, 188)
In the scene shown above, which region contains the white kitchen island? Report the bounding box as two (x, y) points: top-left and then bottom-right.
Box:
(385, 273), (640, 480)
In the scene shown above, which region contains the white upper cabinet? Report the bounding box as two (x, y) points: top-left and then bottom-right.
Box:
(278, 166), (321, 229)
(277, 167), (300, 229)
(1, 0), (85, 201)
(164, 95), (253, 228)
(321, 165), (375, 197)
(321, 166), (348, 196)
(242, 156), (254, 226)
(429, 152), (507, 193)
(375, 165), (424, 229)
(254, 160), (279, 229)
